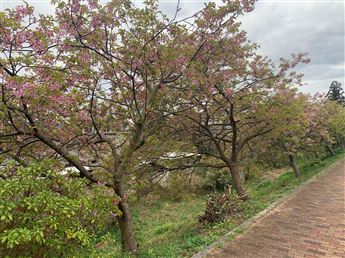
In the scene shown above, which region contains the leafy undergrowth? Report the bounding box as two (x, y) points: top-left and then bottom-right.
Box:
(71, 151), (344, 258)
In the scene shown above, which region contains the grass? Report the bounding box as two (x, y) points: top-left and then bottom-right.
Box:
(72, 151), (344, 258)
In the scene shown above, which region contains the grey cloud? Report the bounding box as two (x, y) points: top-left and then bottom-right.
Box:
(2, 0), (344, 94)
(240, 1), (344, 94)
(158, 1), (204, 20)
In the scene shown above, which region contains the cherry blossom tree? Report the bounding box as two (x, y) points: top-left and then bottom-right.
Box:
(0, 0), (256, 253)
(151, 11), (310, 198)
(268, 91), (334, 177)
(322, 101), (345, 150)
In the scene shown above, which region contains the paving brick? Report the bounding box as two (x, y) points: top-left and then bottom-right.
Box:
(306, 248), (326, 256)
(208, 159), (345, 258)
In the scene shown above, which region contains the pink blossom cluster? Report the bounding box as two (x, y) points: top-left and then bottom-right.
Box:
(7, 80), (36, 98)
(14, 5), (33, 21)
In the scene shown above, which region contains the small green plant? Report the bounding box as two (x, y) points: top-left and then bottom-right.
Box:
(0, 160), (121, 257)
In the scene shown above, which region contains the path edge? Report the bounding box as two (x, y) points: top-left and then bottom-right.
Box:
(191, 157), (345, 258)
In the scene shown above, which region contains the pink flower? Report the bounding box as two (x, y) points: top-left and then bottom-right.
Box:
(7, 81), (35, 97)
(225, 88), (233, 98)
(15, 31), (30, 47)
(112, 199), (120, 206)
(177, 56), (188, 65)
(88, 0), (98, 9)
(132, 60), (144, 70)
(110, 211), (118, 218)
(50, 82), (61, 90)
(71, 0), (81, 13)
(192, 79), (199, 85)
(97, 181), (105, 186)
(78, 109), (90, 122)
(29, 37), (45, 52)
(81, 52), (90, 63)
(14, 5), (33, 21)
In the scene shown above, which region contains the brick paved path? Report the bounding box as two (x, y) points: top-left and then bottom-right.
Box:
(208, 159), (345, 258)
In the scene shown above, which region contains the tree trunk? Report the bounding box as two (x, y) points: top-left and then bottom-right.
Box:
(313, 151), (321, 160)
(288, 154), (300, 178)
(111, 123), (143, 254)
(238, 169), (246, 183)
(116, 199), (137, 254)
(326, 144), (335, 156)
(228, 162), (248, 200)
(113, 182), (138, 254)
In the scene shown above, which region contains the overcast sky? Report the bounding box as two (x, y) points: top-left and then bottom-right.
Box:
(1, 0), (344, 94)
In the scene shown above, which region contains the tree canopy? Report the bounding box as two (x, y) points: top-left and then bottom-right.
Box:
(0, 0), (344, 255)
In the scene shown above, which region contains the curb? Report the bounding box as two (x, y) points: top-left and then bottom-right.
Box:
(191, 158), (344, 258)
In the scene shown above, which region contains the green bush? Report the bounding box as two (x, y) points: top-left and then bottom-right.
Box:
(0, 160), (121, 257)
(203, 168), (232, 191)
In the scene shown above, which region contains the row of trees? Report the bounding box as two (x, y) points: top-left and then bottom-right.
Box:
(1, 0), (344, 254)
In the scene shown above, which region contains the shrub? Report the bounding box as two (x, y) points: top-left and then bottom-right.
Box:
(203, 168), (232, 191)
(198, 187), (243, 225)
(151, 172), (203, 201)
(244, 164), (263, 181)
(0, 160), (121, 257)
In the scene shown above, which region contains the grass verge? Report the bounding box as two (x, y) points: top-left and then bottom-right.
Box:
(72, 151), (345, 258)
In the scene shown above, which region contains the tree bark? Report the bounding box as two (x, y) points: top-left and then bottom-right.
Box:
(288, 154), (300, 178)
(228, 162), (248, 200)
(238, 169), (246, 183)
(113, 182), (138, 254)
(111, 122), (144, 254)
(326, 144), (335, 156)
(313, 151), (321, 160)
